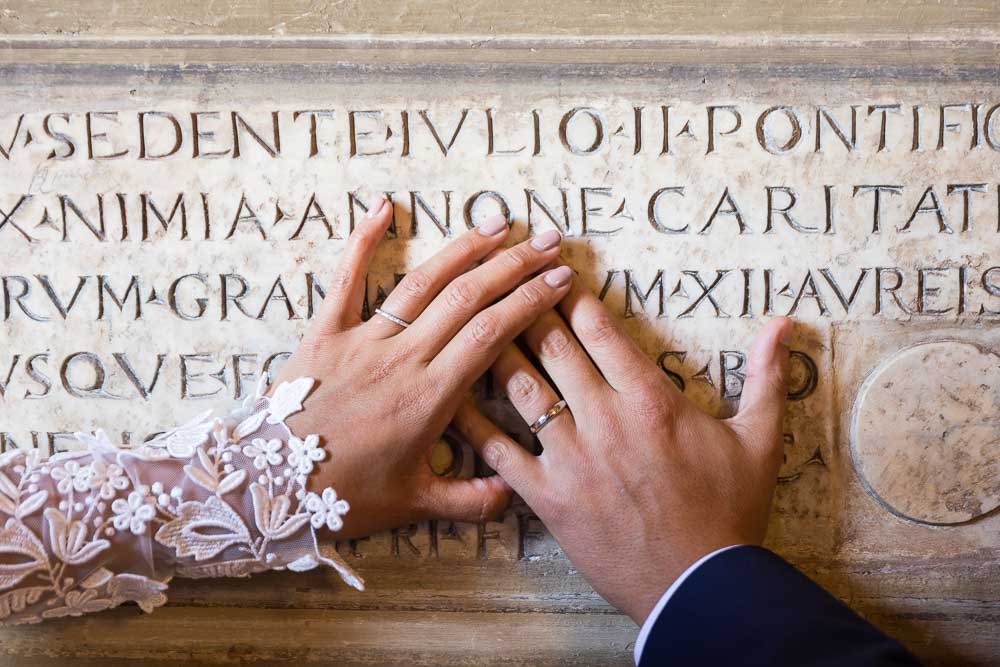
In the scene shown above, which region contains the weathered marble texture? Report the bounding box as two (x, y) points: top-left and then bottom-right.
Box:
(0, 60), (998, 664)
(853, 341), (1000, 525)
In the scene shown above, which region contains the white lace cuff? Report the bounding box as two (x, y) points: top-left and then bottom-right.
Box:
(0, 375), (361, 625)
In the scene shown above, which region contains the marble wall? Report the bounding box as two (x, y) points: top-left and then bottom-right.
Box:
(1, 5), (999, 663)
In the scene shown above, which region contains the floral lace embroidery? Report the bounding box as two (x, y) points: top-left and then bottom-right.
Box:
(0, 376), (362, 625)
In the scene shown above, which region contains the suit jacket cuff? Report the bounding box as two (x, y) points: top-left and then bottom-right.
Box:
(632, 544), (744, 665)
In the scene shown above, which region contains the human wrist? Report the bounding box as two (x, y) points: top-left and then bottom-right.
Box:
(623, 536), (749, 624)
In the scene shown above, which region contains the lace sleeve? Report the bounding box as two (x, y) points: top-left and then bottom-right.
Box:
(0, 375), (362, 625)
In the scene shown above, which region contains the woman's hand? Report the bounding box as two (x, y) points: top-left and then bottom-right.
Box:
(273, 197), (572, 541)
(455, 272), (792, 624)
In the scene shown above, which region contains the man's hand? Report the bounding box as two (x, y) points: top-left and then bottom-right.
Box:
(455, 273), (792, 625)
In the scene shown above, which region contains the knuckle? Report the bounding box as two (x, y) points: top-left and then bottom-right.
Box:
(478, 485), (509, 523)
(397, 269), (433, 300)
(580, 313), (621, 347)
(538, 328), (575, 362)
(502, 245), (533, 272)
(468, 313), (501, 347)
(451, 232), (480, 258)
(517, 281), (548, 309)
(444, 279), (479, 312)
(326, 268), (354, 295)
(347, 226), (373, 247)
(357, 223), (382, 244)
(632, 385), (675, 426)
(507, 370), (541, 405)
(348, 225), (383, 252)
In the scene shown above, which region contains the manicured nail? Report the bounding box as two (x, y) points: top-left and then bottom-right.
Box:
(543, 265), (573, 288)
(531, 230), (562, 251)
(365, 196), (387, 219)
(477, 214), (508, 236)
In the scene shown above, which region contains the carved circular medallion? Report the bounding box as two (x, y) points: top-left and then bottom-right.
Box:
(851, 341), (1000, 525)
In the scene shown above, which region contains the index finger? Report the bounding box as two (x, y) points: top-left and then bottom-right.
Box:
(366, 214), (512, 337)
(313, 195), (394, 334)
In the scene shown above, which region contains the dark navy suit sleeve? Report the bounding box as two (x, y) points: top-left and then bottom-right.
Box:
(638, 545), (920, 666)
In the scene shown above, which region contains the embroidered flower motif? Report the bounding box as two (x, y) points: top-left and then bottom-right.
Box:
(288, 435), (325, 475)
(111, 492), (155, 536)
(0, 373), (366, 625)
(44, 509), (110, 565)
(305, 488), (350, 531)
(88, 460), (130, 500)
(40, 589), (113, 619)
(155, 496), (251, 561)
(0, 471), (18, 516)
(149, 410), (214, 458)
(233, 412), (266, 440)
(266, 378), (314, 424)
(0, 519), (49, 589)
(73, 429), (117, 454)
(241, 438), (283, 470)
(49, 460), (93, 495)
(249, 483), (309, 540)
(79, 567), (113, 590)
(129, 443), (171, 462)
(0, 449), (25, 468)
(23, 449), (41, 472)
(240, 374), (270, 411)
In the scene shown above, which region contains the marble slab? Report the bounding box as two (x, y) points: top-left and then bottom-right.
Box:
(0, 60), (998, 663)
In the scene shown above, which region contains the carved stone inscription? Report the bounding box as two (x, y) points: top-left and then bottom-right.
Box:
(1, 84), (999, 568)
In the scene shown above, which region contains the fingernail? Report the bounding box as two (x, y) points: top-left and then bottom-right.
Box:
(483, 442), (503, 467)
(543, 265), (573, 288)
(779, 321), (794, 346)
(365, 196), (387, 219)
(477, 214), (508, 236)
(530, 229), (562, 251)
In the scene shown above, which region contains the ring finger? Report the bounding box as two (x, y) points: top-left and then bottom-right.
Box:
(491, 343), (576, 445)
(366, 214), (511, 337)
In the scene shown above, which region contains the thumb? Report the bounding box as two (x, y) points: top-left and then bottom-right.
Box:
(421, 474), (513, 524)
(733, 317), (793, 465)
(451, 397), (542, 507)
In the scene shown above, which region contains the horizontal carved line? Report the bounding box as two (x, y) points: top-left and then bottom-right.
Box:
(1, 33), (998, 50)
(0, 34), (997, 71)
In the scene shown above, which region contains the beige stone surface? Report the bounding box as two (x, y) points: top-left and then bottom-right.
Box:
(1, 2), (1000, 665)
(853, 341), (1000, 525)
(1, 0), (999, 38)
